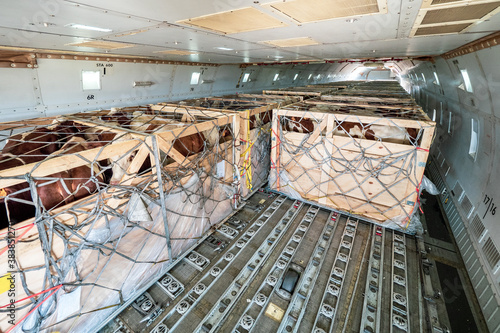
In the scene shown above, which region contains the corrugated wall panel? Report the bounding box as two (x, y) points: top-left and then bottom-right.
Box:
(427, 156), (500, 333)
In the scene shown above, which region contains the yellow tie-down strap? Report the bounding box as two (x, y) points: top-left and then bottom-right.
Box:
(240, 122), (272, 190)
(0, 273), (13, 295)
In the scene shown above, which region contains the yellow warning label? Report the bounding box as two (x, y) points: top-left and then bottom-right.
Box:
(0, 188), (7, 197)
(259, 199), (266, 205)
(0, 273), (13, 295)
(265, 302), (285, 322)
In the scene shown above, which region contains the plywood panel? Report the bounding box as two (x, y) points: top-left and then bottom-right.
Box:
(415, 23), (471, 35)
(268, 0), (379, 23)
(156, 49), (199, 55)
(421, 2), (500, 24)
(69, 40), (136, 50)
(262, 37), (320, 47)
(177, 7), (287, 34)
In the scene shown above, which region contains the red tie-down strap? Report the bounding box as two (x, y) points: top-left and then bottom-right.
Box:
(270, 127), (281, 151)
(270, 126), (282, 170)
(416, 176), (425, 214)
(1, 284), (63, 333)
(0, 223), (35, 257)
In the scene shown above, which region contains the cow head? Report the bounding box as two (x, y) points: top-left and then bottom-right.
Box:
(109, 150), (138, 185)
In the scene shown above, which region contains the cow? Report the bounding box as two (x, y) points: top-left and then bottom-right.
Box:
(249, 111), (272, 130)
(49, 119), (92, 144)
(282, 116), (315, 133)
(0, 129), (103, 228)
(281, 116), (418, 145)
(34, 137), (103, 210)
(2, 127), (60, 162)
(1, 127), (62, 228)
(332, 121), (417, 144)
(107, 132), (206, 185)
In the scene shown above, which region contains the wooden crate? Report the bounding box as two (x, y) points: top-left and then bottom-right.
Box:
(269, 99), (435, 224)
(263, 86), (334, 97)
(316, 95), (418, 110)
(306, 80), (358, 91)
(151, 95), (298, 197)
(220, 94), (303, 106)
(0, 107), (237, 332)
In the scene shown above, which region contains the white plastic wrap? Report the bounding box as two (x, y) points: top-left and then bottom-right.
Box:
(248, 123), (271, 191)
(14, 172), (233, 333)
(420, 175), (440, 195)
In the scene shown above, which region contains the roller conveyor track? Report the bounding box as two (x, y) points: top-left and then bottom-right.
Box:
(229, 206), (322, 333)
(276, 212), (340, 333)
(360, 225), (386, 333)
(100, 190), (450, 333)
(310, 217), (359, 333)
(390, 232), (410, 333)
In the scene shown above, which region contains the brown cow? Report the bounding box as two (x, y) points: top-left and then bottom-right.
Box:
(282, 116), (315, 133)
(1, 135), (104, 229)
(1, 127), (67, 228)
(280, 116), (416, 145)
(249, 111), (272, 130)
(35, 137), (103, 210)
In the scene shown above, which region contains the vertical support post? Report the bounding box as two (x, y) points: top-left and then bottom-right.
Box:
(271, 110), (280, 191)
(151, 135), (173, 261)
(239, 110), (250, 197)
(319, 114), (333, 206)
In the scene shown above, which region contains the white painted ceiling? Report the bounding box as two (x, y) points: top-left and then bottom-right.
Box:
(0, 0), (498, 63)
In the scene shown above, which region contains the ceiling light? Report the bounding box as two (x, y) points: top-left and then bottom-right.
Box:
(66, 23), (112, 32)
(216, 47), (233, 51)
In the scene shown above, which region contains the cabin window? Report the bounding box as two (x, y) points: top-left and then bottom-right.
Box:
(242, 73), (250, 83)
(293, 73), (298, 81)
(433, 71), (440, 85)
(432, 109), (436, 121)
(421, 73), (425, 82)
(448, 111), (453, 134)
(469, 118), (479, 159)
(273, 73), (279, 81)
(308, 74), (312, 80)
(460, 69), (473, 92)
(82, 70), (101, 90)
(190, 72), (200, 85)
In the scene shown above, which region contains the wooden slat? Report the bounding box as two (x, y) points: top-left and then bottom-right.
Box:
(320, 95), (414, 103)
(276, 109), (433, 129)
(157, 136), (188, 165)
(0, 139), (142, 188)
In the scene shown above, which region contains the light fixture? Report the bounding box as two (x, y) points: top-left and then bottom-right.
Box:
(216, 47), (233, 51)
(66, 23), (112, 32)
(133, 81), (155, 87)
